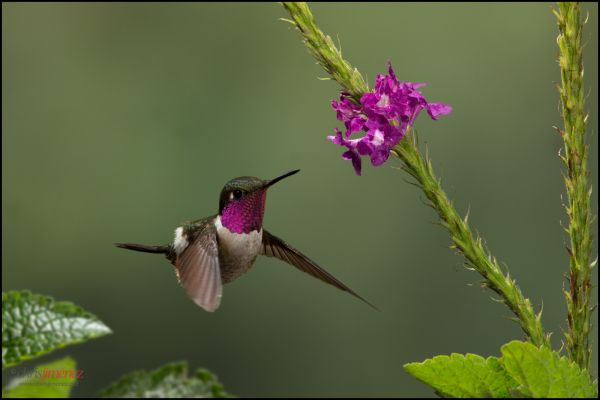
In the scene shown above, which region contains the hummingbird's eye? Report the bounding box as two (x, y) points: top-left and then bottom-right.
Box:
(231, 189), (243, 200)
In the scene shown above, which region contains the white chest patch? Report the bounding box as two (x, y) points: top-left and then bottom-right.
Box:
(215, 216), (262, 268)
(173, 226), (188, 255)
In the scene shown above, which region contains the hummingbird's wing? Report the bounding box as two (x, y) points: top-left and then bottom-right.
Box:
(175, 220), (222, 312)
(261, 230), (376, 309)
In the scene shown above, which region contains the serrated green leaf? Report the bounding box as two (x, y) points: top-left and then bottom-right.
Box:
(2, 357), (79, 398)
(2, 291), (112, 368)
(99, 362), (230, 398)
(500, 340), (596, 398)
(404, 353), (517, 397)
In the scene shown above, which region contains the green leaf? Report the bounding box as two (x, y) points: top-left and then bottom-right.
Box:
(403, 353), (517, 397)
(2, 290), (112, 368)
(500, 340), (597, 398)
(2, 357), (79, 398)
(99, 362), (230, 398)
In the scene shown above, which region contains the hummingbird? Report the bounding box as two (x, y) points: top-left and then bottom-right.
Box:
(115, 169), (373, 312)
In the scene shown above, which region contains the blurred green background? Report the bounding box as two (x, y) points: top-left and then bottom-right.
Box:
(2, 2), (598, 398)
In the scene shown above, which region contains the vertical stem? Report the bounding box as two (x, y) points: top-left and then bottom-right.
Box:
(555, 2), (594, 371)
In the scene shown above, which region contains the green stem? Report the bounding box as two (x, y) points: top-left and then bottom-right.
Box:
(554, 2), (594, 371)
(393, 135), (548, 347)
(280, 2), (368, 102)
(282, 1), (549, 347)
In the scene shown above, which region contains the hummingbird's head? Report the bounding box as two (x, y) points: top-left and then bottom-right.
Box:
(218, 169), (300, 234)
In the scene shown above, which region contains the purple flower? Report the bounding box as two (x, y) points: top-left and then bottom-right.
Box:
(328, 61), (452, 175)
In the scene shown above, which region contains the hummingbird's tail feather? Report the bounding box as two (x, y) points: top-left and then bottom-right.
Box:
(115, 243), (170, 254)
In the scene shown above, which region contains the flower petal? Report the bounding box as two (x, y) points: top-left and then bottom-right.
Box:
(342, 149), (362, 176)
(426, 102), (453, 120)
(329, 62), (451, 175)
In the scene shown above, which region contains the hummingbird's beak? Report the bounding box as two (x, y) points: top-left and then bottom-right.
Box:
(264, 169), (300, 189)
